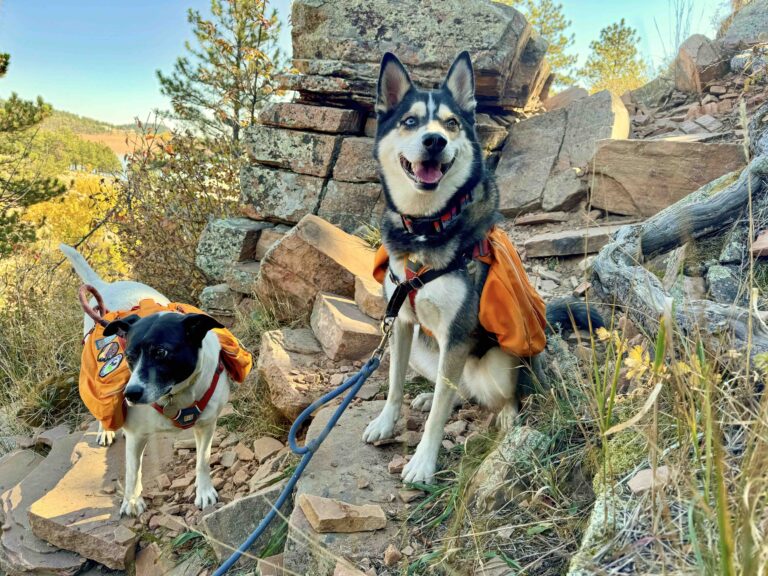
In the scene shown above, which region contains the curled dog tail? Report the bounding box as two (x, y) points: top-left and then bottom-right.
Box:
(545, 296), (605, 335)
(59, 243), (104, 287)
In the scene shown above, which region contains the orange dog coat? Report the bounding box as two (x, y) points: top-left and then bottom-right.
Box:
(373, 227), (546, 357)
(80, 299), (253, 431)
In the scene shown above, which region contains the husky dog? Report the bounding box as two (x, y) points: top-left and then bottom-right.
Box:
(363, 52), (600, 484)
(61, 244), (228, 516)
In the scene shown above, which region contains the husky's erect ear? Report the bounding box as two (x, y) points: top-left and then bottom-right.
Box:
(443, 51), (476, 113)
(376, 53), (413, 115)
(103, 314), (141, 337)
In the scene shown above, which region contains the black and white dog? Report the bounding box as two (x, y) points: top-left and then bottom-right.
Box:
(363, 52), (599, 484)
(61, 244), (228, 516)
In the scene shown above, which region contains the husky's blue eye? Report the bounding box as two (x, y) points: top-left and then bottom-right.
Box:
(402, 116), (418, 128)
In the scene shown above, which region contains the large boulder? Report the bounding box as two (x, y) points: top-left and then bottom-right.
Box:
(196, 218), (272, 280)
(496, 90), (629, 215)
(284, 0), (549, 111)
(674, 34), (728, 94)
(722, 0), (768, 49)
(542, 86), (588, 111)
(255, 215), (376, 320)
(588, 140), (746, 217)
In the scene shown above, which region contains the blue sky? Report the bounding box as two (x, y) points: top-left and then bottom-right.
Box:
(0, 0), (725, 125)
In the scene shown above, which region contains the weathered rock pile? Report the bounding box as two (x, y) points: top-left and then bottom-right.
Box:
(194, 0), (555, 309)
(281, 0), (552, 113)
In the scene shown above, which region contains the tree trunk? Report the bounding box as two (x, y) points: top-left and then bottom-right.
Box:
(591, 155), (768, 362)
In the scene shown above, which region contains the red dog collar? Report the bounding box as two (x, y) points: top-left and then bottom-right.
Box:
(152, 359), (224, 429)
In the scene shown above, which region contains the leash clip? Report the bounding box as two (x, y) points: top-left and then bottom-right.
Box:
(372, 317), (394, 360)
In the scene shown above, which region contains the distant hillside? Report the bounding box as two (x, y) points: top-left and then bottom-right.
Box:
(39, 109), (171, 135)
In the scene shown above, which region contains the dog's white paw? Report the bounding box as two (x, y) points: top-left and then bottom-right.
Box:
(496, 403), (518, 431)
(120, 496), (146, 517)
(195, 483), (218, 510)
(362, 409), (397, 443)
(410, 392), (434, 412)
(97, 429), (115, 446)
(401, 447), (437, 484)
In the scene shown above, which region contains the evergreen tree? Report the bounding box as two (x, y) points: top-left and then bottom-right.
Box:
(157, 0), (284, 143)
(0, 54), (66, 257)
(499, 0), (577, 87)
(578, 19), (650, 95)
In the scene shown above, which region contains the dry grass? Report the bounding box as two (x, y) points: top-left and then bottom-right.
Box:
(0, 250), (88, 447)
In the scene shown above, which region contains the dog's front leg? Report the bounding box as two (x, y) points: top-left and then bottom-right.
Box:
(363, 319), (414, 443)
(120, 430), (149, 516)
(402, 344), (468, 484)
(193, 422), (218, 509)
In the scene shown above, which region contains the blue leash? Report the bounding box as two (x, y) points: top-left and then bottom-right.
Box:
(212, 324), (390, 574)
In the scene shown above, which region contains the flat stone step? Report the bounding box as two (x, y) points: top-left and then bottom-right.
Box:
(0, 432), (87, 576)
(354, 275), (385, 320)
(310, 293), (380, 361)
(283, 401), (407, 576)
(524, 224), (627, 258)
(28, 425), (138, 571)
(0, 449), (44, 496)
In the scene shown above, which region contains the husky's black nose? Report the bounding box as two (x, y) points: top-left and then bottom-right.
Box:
(422, 132), (447, 154)
(124, 385), (143, 403)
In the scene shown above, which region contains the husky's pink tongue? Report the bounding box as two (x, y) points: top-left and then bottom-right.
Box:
(414, 162), (443, 184)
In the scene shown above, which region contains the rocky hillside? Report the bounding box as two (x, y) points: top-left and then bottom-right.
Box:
(1, 0), (767, 575)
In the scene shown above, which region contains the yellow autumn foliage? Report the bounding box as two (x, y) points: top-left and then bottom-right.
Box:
(22, 172), (127, 280)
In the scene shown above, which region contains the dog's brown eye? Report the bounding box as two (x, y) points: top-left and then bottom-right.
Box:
(402, 116), (418, 128)
(151, 347), (168, 360)
(445, 118), (459, 130)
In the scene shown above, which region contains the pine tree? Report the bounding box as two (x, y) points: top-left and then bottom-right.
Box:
(157, 0), (284, 143)
(499, 0), (577, 87)
(578, 19), (650, 95)
(0, 54), (66, 257)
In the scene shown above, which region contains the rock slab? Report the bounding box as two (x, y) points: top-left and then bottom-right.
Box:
(259, 102), (363, 134)
(255, 215), (375, 320)
(201, 481), (291, 566)
(0, 433), (87, 576)
(297, 493), (386, 533)
(258, 327), (330, 420)
(310, 293), (381, 360)
(524, 224), (626, 258)
(28, 428), (137, 570)
(283, 401), (407, 576)
(589, 140), (746, 217)
(286, 0), (547, 110)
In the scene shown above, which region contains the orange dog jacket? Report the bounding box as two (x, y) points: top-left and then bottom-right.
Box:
(80, 299), (253, 431)
(372, 227), (546, 357)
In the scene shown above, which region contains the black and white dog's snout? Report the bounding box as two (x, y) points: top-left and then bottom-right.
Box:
(422, 132), (447, 155)
(124, 384), (144, 404)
